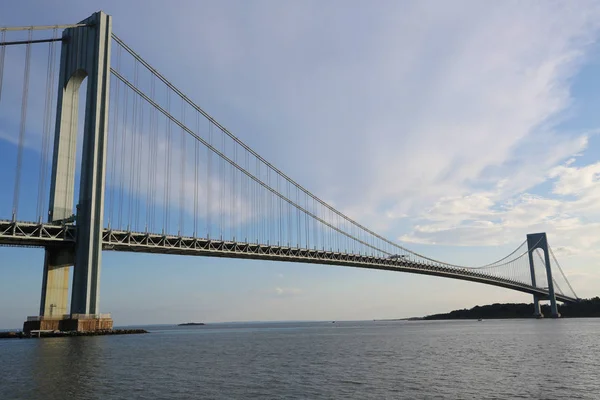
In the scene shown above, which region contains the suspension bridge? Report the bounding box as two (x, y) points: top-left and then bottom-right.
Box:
(0, 12), (579, 331)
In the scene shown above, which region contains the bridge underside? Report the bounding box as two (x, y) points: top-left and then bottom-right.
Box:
(0, 220), (578, 304)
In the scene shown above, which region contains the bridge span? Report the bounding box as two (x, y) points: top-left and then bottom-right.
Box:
(0, 220), (579, 306)
(0, 12), (579, 331)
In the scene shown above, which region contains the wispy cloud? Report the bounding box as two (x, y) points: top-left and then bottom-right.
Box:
(274, 287), (302, 297)
(144, 2), (600, 252)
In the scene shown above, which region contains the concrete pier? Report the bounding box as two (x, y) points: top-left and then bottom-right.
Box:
(23, 314), (113, 334)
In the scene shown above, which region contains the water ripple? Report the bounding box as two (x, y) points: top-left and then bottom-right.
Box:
(1, 319), (600, 399)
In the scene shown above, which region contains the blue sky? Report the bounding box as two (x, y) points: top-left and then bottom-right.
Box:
(2, 1), (600, 329)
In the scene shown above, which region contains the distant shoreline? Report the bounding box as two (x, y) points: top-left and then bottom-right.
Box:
(374, 317), (423, 321)
(422, 297), (600, 320)
(177, 322), (205, 326)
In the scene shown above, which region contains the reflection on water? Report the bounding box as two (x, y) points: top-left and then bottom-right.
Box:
(5, 337), (109, 399)
(1, 319), (600, 399)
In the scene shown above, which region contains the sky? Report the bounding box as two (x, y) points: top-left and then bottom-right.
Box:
(1, 0), (600, 329)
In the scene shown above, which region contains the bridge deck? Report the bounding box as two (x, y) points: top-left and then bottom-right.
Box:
(0, 220), (578, 303)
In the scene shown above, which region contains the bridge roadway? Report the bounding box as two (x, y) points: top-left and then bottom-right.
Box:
(0, 220), (578, 303)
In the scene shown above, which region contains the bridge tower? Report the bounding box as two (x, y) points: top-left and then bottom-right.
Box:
(26, 11), (113, 332)
(527, 232), (560, 318)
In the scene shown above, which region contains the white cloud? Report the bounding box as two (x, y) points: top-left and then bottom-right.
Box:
(274, 287), (302, 297)
(550, 161), (600, 196)
(401, 183), (600, 258)
(4, 2), (600, 249)
(151, 2), (600, 251)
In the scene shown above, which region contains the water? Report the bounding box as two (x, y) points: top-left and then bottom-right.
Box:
(1, 319), (599, 399)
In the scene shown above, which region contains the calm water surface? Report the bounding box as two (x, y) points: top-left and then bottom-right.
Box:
(1, 319), (599, 399)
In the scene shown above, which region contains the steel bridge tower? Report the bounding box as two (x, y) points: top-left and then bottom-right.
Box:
(26, 11), (113, 332)
(527, 232), (560, 318)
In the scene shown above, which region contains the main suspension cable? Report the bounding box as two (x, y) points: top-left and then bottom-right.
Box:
(110, 34), (545, 271)
(549, 245), (578, 299)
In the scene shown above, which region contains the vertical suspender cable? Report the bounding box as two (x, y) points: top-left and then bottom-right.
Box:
(548, 245), (578, 299)
(143, 75), (152, 233)
(258, 160), (261, 244)
(194, 110), (199, 237)
(260, 174), (267, 244)
(145, 73), (153, 231)
(245, 151), (249, 242)
(521, 255), (526, 284)
(207, 122), (212, 239)
(136, 91), (144, 230)
(106, 75), (115, 227)
(37, 31), (57, 222)
(253, 158), (258, 243)
(238, 145), (242, 241)
(329, 209), (333, 250)
(255, 161), (259, 243)
(35, 40), (47, 221)
(296, 187), (300, 247)
(179, 97), (185, 235)
(232, 143), (237, 240)
(220, 129), (224, 240)
(278, 176), (282, 244)
(109, 44), (122, 228)
(512, 260), (516, 283)
(12, 29), (33, 221)
(267, 167), (271, 244)
(264, 164), (268, 244)
(0, 30), (6, 101)
(305, 195), (309, 249)
(225, 142), (229, 240)
(133, 62), (140, 229)
(257, 161), (261, 243)
(313, 198), (317, 249)
(148, 74), (157, 231)
(118, 83), (129, 229)
(552, 278), (563, 296)
(230, 142), (234, 240)
(287, 181), (291, 245)
(164, 89), (172, 233)
(128, 61), (139, 230)
(227, 139), (231, 240)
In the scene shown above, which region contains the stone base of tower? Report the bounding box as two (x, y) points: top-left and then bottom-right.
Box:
(23, 314), (113, 334)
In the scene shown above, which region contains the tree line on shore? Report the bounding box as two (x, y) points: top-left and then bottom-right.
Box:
(423, 297), (600, 319)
